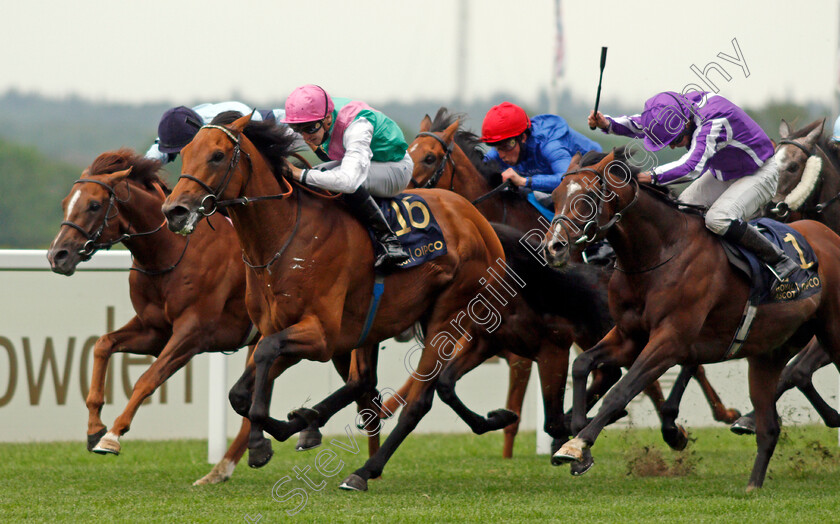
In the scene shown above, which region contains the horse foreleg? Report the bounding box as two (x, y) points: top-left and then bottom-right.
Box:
(532, 340), (572, 457)
(570, 327), (635, 435)
(555, 332), (676, 473)
(86, 316), (165, 452)
(659, 365), (694, 451)
(746, 355), (786, 492)
(97, 326), (203, 454)
(502, 352), (533, 459)
(379, 376), (412, 419)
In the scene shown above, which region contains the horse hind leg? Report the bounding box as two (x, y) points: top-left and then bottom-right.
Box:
(745, 354), (786, 492)
(692, 364), (741, 423)
(435, 337), (519, 436)
(502, 352), (532, 459)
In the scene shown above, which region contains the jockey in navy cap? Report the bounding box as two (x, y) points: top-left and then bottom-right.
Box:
(145, 101), (305, 164)
(589, 91), (798, 282)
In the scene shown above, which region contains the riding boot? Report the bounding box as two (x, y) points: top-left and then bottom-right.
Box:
(344, 186), (411, 271)
(724, 219), (800, 282)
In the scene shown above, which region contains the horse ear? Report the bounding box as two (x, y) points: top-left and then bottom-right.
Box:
(568, 152), (582, 170)
(442, 120), (459, 144)
(595, 150), (617, 170)
(107, 167), (133, 183)
(420, 115), (432, 132)
(779, 119), (791, 139)
(229, 112), (253, 133)
(805, 119), (825, 144)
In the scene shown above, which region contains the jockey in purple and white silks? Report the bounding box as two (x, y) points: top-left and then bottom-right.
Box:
(281, 84), (413, 271)
(589, 91), (799, 282)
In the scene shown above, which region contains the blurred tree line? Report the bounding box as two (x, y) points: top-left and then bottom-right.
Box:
(0, 90), (830, 248)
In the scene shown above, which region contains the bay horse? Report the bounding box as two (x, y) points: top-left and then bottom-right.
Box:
(545, 148), (840, 491)
(398, 109), (738, 453)
(46, 149), (377, 485)
(731, 118), (840, 433)
(161, 113), (509, 492)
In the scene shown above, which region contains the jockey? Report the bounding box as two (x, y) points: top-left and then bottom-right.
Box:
(480, 102), (602, 197)
(145, 101), (305, 164)
(589, 91), (799, 282)
(281, 84), (413, 270)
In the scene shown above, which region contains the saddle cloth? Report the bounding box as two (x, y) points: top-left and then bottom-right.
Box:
(721, 218), (821, 305)
(373, 193), (447, 269)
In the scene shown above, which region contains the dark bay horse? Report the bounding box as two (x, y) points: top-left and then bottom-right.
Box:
(161, 114), (508, 492)
(731, 118), (840, 433)
(545, 149), (840, 491)
(46, 150), (375, 485)
(401, 110), (738, 452)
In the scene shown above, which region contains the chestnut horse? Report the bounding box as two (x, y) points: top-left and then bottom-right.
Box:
(46, 149), (374, 485)
(546, 149), (840, 491)
(162, 114), (508, 492)
(731, 118), (840, 433)
(401, 110), (738, 451)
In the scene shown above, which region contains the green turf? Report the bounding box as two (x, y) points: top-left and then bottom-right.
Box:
(2, 425), (840, 523)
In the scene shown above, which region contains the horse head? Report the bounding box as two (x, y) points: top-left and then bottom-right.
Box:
(409, 113), (460, 189)
(49, 149), (166, 275)
(163, 113), (254, 235)
(544, 148), (637, 268)
(768, 118), (825, 219)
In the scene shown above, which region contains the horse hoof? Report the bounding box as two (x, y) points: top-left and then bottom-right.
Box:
(338, 474), (368, 492)
(570, 448), (594, 476)
(248, 439), (274, 468)
(92, 432), (121, 455)
(663, 424), (689, 451)
(550, 438), (566, 456)
(193, 458), (236, 485)
(551, 438), (585, 466)
(486, 409), (519, 431)
(87, 427), (107, 452)
(746, 483), (760, 493)
(295, 428), (323, 451)
(730, 416), (756, 436)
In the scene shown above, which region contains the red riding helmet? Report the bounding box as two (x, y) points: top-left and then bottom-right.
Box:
(480, 102), (531, 143)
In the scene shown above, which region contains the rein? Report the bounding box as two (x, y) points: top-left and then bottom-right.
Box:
(412, 132), (456, 190)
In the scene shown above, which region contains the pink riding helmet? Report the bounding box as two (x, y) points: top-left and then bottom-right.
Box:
(281, 84), (335, 124)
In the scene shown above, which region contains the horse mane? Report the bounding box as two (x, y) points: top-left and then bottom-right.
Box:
(581, 147), (705, 217)
(88, 149), (169, 194)
(492, 223), (612, 338)
(210, 111), (297, 182)
(430, 107), (507, 188)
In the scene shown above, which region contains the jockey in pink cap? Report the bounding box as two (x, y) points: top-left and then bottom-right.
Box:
(282, 84), (413, 271)
(589, 91), (798, 282)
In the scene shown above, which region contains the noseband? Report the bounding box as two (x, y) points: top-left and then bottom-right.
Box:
(412, 132), (456, 189)
(771, 138), (840, 217)
(551, 167), (639, 248)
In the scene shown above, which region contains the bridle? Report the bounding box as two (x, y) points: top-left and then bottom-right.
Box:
(411, 132), (456, 190)
(771, 138), (840, 217)
(177, 123), (299, 272)
(550, 167), (639, 249)
(59, 177), (189, 274)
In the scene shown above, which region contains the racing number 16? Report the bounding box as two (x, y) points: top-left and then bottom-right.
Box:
(390, 198), (431, 236)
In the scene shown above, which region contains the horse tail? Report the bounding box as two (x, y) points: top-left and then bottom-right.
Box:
(491, 223), (612, 339)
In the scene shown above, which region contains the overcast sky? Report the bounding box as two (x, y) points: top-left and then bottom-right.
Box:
(3, 0), (839, 111)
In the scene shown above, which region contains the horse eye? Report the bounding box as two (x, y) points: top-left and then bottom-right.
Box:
(788, 162), (799, 172)
(88, 201), (101, 212)
(423, 154), (436, 164)
(211, 151), (225, 163)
